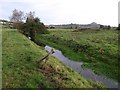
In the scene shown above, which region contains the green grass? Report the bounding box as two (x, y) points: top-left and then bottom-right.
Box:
(2, 28), (104, 88)
(2, 29), (52, 88)
(35, 29), (119, 83)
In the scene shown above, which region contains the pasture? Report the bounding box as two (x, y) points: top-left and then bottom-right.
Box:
(2, 28), (104, 88)
(35, 29), (119, 83)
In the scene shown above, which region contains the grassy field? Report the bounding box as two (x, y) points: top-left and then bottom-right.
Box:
(2, 28), (104, 88)
(35, 28), (119, 83)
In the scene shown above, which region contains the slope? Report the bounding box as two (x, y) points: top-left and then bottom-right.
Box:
(2, 28), (104, 88)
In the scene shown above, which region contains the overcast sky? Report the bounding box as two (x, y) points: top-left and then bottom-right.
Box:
(0, 0), (119, 26)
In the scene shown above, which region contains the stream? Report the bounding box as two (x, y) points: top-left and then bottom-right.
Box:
(45, 45), (119, 88)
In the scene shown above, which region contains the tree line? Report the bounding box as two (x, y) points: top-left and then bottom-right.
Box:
(9, 9), (48, 41)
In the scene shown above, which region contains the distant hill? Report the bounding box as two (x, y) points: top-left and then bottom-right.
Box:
(47, 22), (113, 29)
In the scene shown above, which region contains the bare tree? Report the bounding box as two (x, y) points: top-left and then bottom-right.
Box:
(9, 9), (24, 22)
(26, 11), (35, 19)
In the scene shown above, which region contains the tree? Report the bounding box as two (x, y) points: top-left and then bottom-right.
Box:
(9, 9), (24, 29)
(22, 17), (47, 41)
(100, 25), (104, 29)
(26, 11), (35, 20)
(117, 24), (120, 30)
(9, 9), (24, 22)
(107, 25), (111, 30)
(9, 10), (48, 40)
(34, 17), (40, 23)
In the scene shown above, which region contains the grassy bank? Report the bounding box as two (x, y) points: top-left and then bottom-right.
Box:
(35, 29), (119, 83)
(2, 28), (104, 88)
(2, 29), (52, 88)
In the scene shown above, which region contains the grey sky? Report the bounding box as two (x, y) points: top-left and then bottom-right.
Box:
(0, 0), (119, 26)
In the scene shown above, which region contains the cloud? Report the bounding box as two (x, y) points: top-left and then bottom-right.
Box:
(0, 0), (119, 26)
(118, 1), (120, 24)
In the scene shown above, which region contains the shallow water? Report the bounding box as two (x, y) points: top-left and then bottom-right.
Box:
(45, 45), (119, 88)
